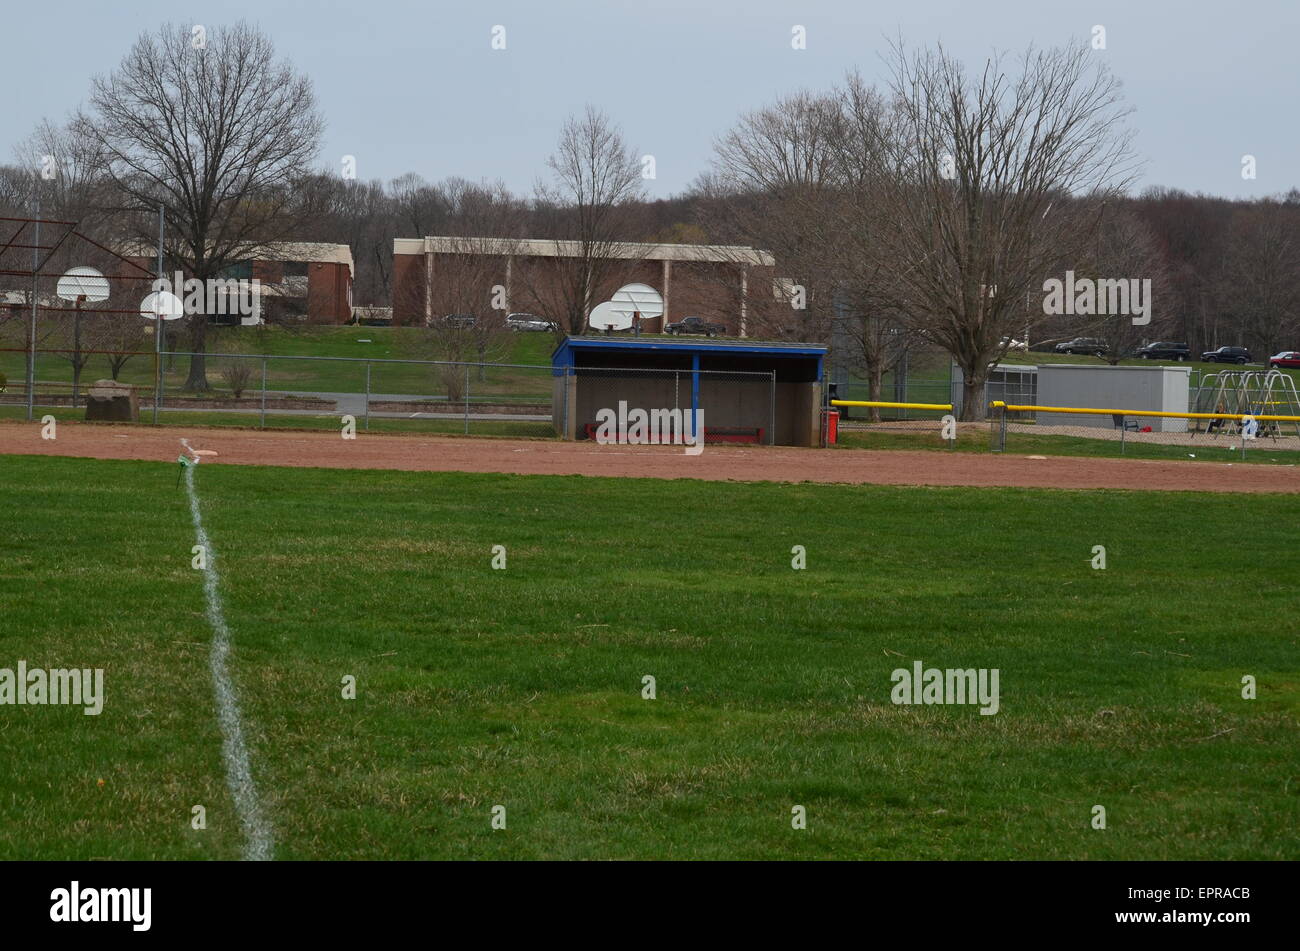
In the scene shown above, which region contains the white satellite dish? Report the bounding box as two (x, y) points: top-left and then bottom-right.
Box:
(588, 300), (630, 331)
(140, 290), (186, 321)
(609, 283), (664, 322)
(56, 266), (110, 303)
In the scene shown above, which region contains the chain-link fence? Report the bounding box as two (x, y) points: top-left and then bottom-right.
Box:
(829, 378), (972, 450)
(989, 400), (1300, 462)
(142, 352), (559, 437)
(560, 366), (776, 445)
(0, 347), (157, 413)
(7, 348), (788, 444)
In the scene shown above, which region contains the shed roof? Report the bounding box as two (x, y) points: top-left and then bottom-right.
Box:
(551, 334), (826, 366)
(395, 236), (774, 267)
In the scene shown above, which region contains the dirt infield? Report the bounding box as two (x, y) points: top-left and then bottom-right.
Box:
(2, 421), (1297, 493)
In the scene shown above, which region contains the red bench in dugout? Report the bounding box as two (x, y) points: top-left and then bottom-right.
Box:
(583, 423), (764, 444)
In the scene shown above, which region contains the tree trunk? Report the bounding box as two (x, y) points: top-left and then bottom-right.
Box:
(960, 370), (985, 422)
(183, 312), (210, 392)
(867, 362), (884, 423)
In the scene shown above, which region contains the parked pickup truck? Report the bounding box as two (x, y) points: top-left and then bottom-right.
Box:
(1201, 346), (1253, 364)
(665, 315), (726, 337)
(1136, 341), (1190, 361)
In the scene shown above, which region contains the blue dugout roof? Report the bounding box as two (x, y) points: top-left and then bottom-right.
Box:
(551, 335), (827, 368)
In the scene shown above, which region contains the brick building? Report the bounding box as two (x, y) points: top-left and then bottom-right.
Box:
(391, 236), (776, 335)
(247, 243), (353, 323)
(126, 242), (354, 324)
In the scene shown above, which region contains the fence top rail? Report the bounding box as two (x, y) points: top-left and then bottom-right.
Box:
(832, 399), (954, 411)
(155, 351), (778, 377)
(571, 365), (776, 377)
(160, 351), (558, 371)
(989, 400), (1300, 423)
(0, 347), (154, 356)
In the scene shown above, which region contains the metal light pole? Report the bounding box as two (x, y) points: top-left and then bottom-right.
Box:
(153, 206), (164, 423)
(26, 199), (39, 421)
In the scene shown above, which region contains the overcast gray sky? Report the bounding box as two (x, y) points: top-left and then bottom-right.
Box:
(3, 0), (1294, 200)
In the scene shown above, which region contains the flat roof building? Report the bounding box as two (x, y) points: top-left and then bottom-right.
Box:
(392, 236), (775, 335)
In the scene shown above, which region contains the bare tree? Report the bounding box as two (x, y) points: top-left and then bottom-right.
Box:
(700, 78), (909, 417)
(16, 234), (138, 406)
(1071, 206), (1175, 364)
(5, 121), (116, 405)
(1217, 200), (1300, 357)
(97, 312), (152, 380)
(0, 164), (36, 217)
(523, 107), (645, 333)
(389, 173), (453, 239)
(398, 231), (514, 397)
(822, 76), (912, 417)
(293, 174), (395, 307)
(14, 119), (111, 237)
(697, 89), (844, 343)
(874, 41), (1140, 418)
(79, 21), (323, 391)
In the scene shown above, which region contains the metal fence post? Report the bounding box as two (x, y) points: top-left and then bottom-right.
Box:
(566, 365), (574, 439)
(260, 357), (268, 429)
(991, 402), (1006, 453)
(558, 365), (566, 438)
(25, 207), (38, 422)
(154, 349), (163, 425)
(364, 361), (371, 432)
(770, 371), (776, 445)
(464, 363), (470, 435)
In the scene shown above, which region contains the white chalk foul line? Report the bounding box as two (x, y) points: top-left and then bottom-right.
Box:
(183, 459), (274, 861)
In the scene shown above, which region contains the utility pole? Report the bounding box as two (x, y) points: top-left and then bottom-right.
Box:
(153, 205), (164, 422)
(26, 198), (39, 422)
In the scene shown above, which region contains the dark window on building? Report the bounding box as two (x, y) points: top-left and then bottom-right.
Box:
(283, 261), (309, 277)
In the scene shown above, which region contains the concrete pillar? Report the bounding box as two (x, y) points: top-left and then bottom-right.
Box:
(505, 255), (513, 315)
(739, 267), (748, 338)
(423, 247), (433, 325)
(661, 258), (671, 332)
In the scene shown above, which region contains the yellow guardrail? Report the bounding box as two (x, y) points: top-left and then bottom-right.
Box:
(988, 401), (1300, 423)
(831, 399), (953, 411)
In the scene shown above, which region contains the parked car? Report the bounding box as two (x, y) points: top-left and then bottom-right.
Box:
(1054, 337), (1110, 356)
(1029, 338), (1069, 353)
(438, 313), (476, 329)
(999, 336), (1028, 352)
(665, 315), (726, 337)
(1201, 346), (1252, 364)
(1136, 341), (1190, 361)
(506, 312), (554, 332)
(1268, 351), (1300, 369)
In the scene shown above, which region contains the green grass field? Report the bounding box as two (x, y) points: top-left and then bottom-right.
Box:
(835, 427), (1300, 465)
(1, 454), (1296, 860)
(1, 324), (559, 399)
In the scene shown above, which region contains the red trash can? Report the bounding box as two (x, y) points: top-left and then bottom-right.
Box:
(821, 408), (839, 446)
